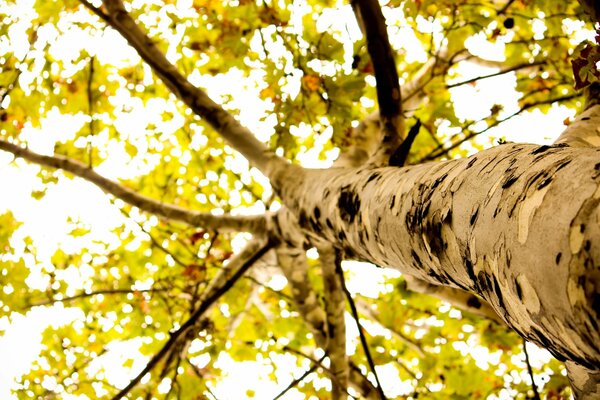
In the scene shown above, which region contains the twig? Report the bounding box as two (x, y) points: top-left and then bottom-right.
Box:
(336, 260), (387, 400)
(109, 239), (273, 400)
(420, 93), (580, 161)
(271, 356), (324, 400)
(523, 340), (541, 400)
(25, 287), (166, 309)
(446, 61), (546, 89)
(497, 0), (517, 15)
(187, 359), (221, 400)
(86, 56), (96, 166)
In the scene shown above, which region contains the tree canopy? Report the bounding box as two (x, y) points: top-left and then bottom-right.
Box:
(0, 0), (598, 399)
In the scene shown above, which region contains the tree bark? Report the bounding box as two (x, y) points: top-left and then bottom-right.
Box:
(276, 141), (600, 370)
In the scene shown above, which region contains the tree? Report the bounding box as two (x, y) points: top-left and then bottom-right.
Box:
(0, 0), (598, 398)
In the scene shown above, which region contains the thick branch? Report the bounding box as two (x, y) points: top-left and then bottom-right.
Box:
(351, 0), (403, 165)
(79, 0), (288, 180)
(0, 140), (266, 233)
(319, 246), (349, 399)
(276, 245), (380, 399)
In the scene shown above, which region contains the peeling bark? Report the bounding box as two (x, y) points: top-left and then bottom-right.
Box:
(278, 142), (600, 370)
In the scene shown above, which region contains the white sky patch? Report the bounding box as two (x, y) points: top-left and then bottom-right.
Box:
(343, 260), (400, 298)
(86, 337), (150, 393)
(0, 306), (82, 399)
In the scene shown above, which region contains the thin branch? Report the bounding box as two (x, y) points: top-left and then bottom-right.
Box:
(78, 0), (288, 179)
(336, 259), (387, 400)
(110, 239), (273, 400)
(187, 359), (221, 400)
(271, 357), (324, 400)
(355, 298), (425, 356)
(86, 56), (96, 166)
(25, 287), (168, 309)
(497, 0), (517, 15)
(0, 140), (267, 233)
(446, 60), (546, 89)
(523, 340), (541, 400)
(420, 93), (580, 161)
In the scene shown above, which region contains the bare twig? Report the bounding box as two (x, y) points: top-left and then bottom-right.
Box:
(523, 340), (541, 400)
(420, 93), (580, 161)
(446, 61), (546, 89)
(271, 357), (324, 400)
(25, 287), (168, 309)
(86, 56), (96, 166)
(336, 259), (387, 400)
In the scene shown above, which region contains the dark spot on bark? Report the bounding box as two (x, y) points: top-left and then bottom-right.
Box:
(555, 252), (562, 265)
(593, 293), (600, 319)
(531, 145), (551, 155)
(367, 172), (381, 183)
(298, 209), (308, 228)
(537, 176), (552, 189)
(514, 278), (523, 301)
(465, 258), (476, 283)
(338, 185), (361, 224)
(390, 195), (396, 210)
(477, 271), (490, 292)
(584, 240), (591, 251)
(338, 230), (346, 241)
(466, 157), (477, 169)
(427, 268), (446, 284)
(502, 175), (518, 188)
(423, 220), (445, 257)
(411, 250), (421, 266)
(580, 224), (586, 233)
(314, 207), (320, 219)
(326, 218), (334, 230)
(466, 296), (482, 309)
(470, 208), (479, 225)
(582, 117), (591, 120)
(531, 327), (554, 352)
(595, 162), (600, 172)
(556, 159), (572, 172)
(492, 277), (505, 310)
(431, 173), (448, 190)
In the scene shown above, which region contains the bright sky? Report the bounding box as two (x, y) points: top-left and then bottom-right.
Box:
(0, 0), (594, 398)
